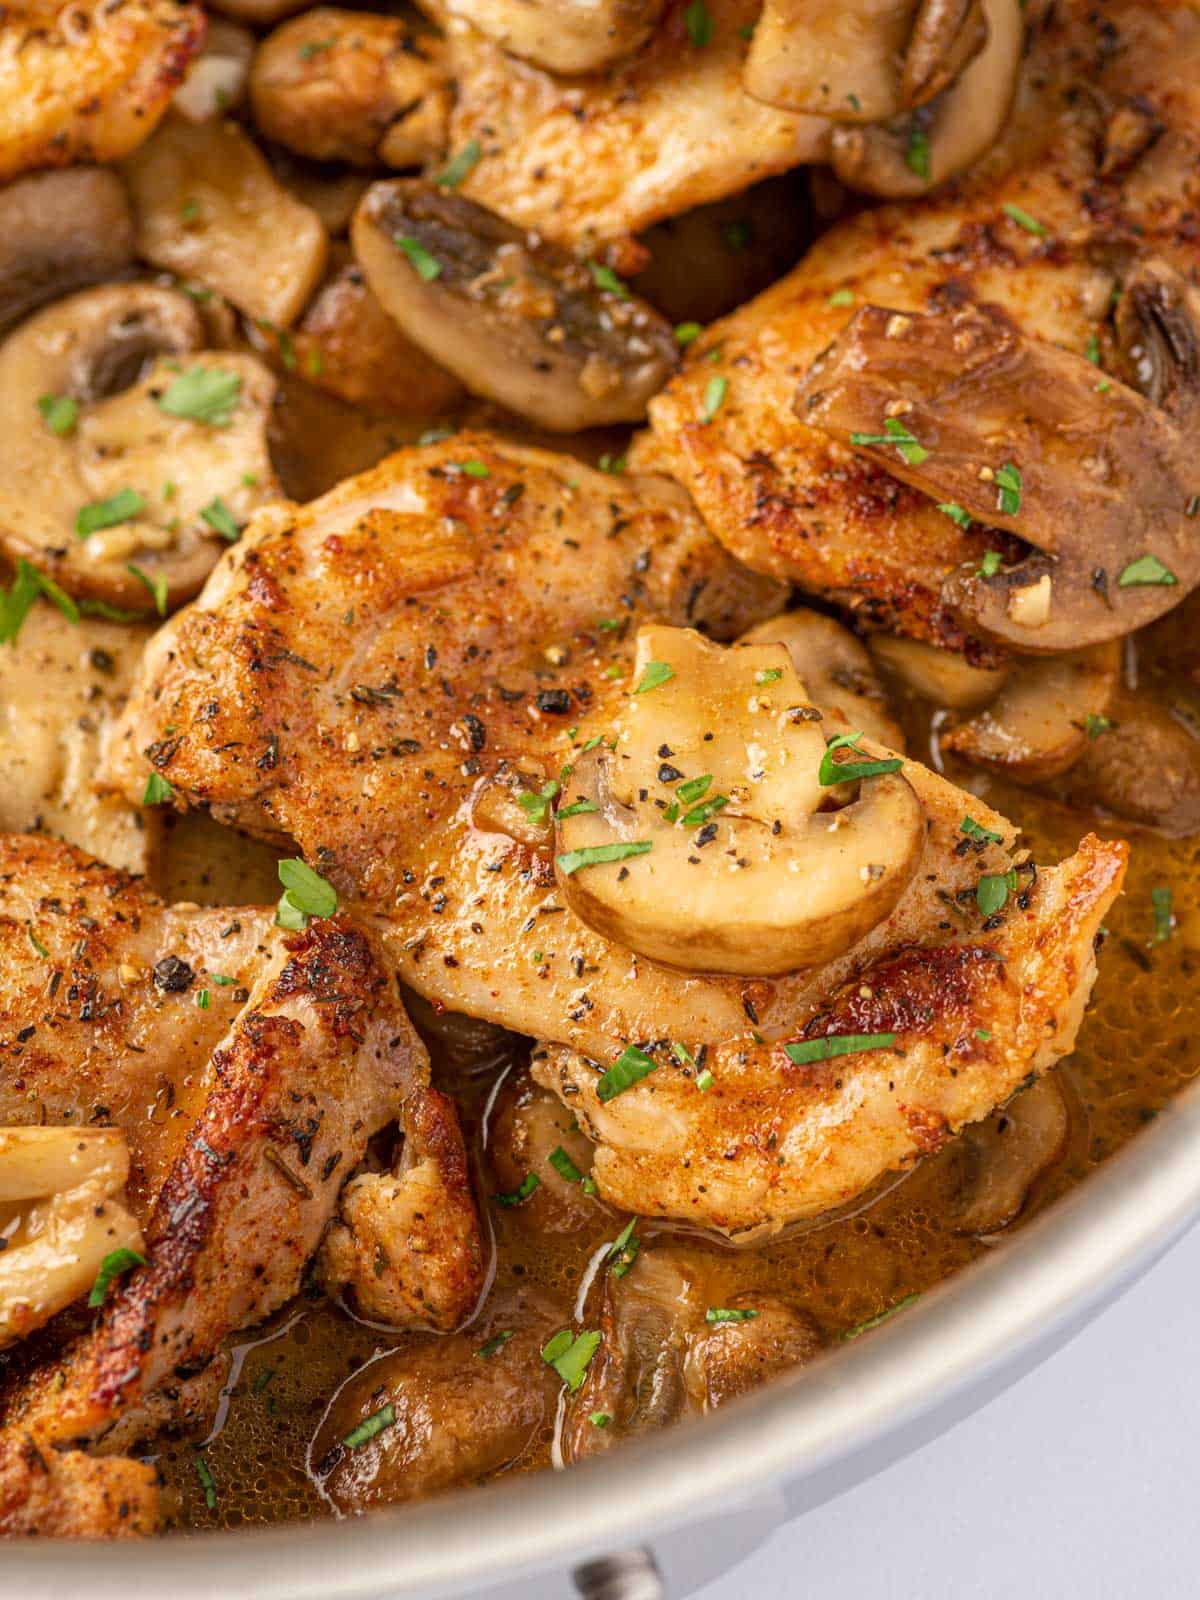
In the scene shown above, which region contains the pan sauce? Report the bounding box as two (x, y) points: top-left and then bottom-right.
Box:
(147, 383), (1199, 1530)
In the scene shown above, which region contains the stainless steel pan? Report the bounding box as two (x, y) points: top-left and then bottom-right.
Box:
(12, 1072), (1200, 1600)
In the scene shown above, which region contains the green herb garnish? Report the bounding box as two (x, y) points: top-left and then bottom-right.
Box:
(557, 840), (652, 876)
(588, 260), (628, 298)
(77, 487), (144, 538)
(88, 1246), (146, 1307)
(607, 1218), (640, 1278)
(976, 868), (1018, 917)
(978, 550), (1004, 577)
(818, 731), (903, 786)
(200, 496), (240, 542)
(395, 236), (441, 281)
(849, 415), (928, 466)
(995, 462), (1022, 516)
(157, 365), (241, 426)
(635, 660), (674, 694)
(343, 1403), (395, 1450)
(705, 1307), (759, 1324)
(494, 1171), (540, 1207)
(126, 562), (167, 616)
(477, 1330), (515, 1359)
(702, 374), (728, 422)
(1002, 203), (1047, 237)
(675, 321), (703, 346)
(937, 502), (972, 529)
(436, 138), (482, 188)
(276, 858), (338, 928)
(518, 780), (559, 825)
(905, 125), (930, 179)
(1118, 554), (1178, 588)
(841, 1293), (920, 1340)
(784, 1032), (897, 1066)
(684, 0), (713, 45)
(827, 288), (854, 308)
(541, 1329), (601, 1391)
(0, 560), (79, 644)
(1152, 885), (1174, 944)
(142, 772), (174, 806)
(37, 393), (78, 436)
(194, 1454), (218, 1510)
(597, 1043), (659, 1102)
(960, 815), (1003, 846)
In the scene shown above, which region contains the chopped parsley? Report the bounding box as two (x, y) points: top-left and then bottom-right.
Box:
(976, 868), (1018, 917)
(995, 462), (1022, 516)
(452, 458), (490, 478)
(77, 487), (144, 538)
(1085, 334), (1101, 365)
(88, 1246), (146, 1307)
(755, 666), (783, 684)
(818, 730), (904, 786)
(635, 660), (674, 694)
(597, 1043), (659, 1102)
(142, 772), (175, 806)
(841, 1293), (920, 1340)
(342, 1403), (395, 1450)
(827, 288), (854, 308)
(1002, 202), (1047, 237)
(588, 260), (628, 299)
(683, 793), (728, 826)
(27, 928), (49, 959)
(518, 780), (559, 824)
(784, 1032), (897, 1065)
(1084, 712), (1115, 740)
(556, 840), (652, 876)
(960, 815), (1003, 847)
(126, 562), (167, 617)
(548, 1146), (584, 1184)
(589, 1412), (611, 1428)
(905, 125), (931, 179)
(702, 374), (728, 422)
(276, 858), (338, 928)
(494, 1171), (540, 1207)
(1152, 885), (1174, 944)
(200, 496), (240, 542)
(978, 550), (1004, 577)
(195, 988), (210, 1010)
(705, 1307), (759, 1324)
(558, 798), (600, 819)
(37, 393), (78, 436)
(1118, 554), (1178, 588)
(156, 365), (242, 426)
(684, 0), (713, 46)
(675, 774), (712, 805)
(194, 1453), (218, 1510)
(541, 1328), (601, 1391)
(674, 321), (703, 346)
(0, 560), (78, 644)
(395, 236), (441, 281)
(607, 1218), (639, 1278)
(849, 415), (928, 466)
(696, 1068), (715, 1092)
(436, 138), (482, 188)
(937, 501), (972, 529)
(477, 1331), (515, 1359)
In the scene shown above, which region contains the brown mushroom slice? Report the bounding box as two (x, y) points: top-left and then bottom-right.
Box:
(688, 1292), (824, 1408)
(795, 302), (1200, 652)
(121, 114), (328, 327)
(868, 635), (1008, 711)
(0, 1127), (145, 1350)
(555, 625), (923, 976)
(446, 0), (665, 74)
(738, 608), (906, 750)
(942, 645), (1119, 785)
(0, 283), (281, 611)
(0, 169), (135, 336)
(1065, 694), (1200, 836)
(311, 1286), (564, 1512)
(745, 0), (985, 122)
(352, 180), (678, 431)
(249, 10), (448, 170)
(830, 0), (1023, 198)
(950, 1073), (1069, 1235)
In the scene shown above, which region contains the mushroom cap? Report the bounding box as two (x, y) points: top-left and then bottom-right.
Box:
(555, 625), (924, 976)
(352, 179), (678, 431)
(446, 0), (666, 75)
(0, 283), (281, 611)
(0, 168), (135, 337)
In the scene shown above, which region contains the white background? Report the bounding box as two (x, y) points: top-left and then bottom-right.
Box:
(692, 1216), (1200, 1599)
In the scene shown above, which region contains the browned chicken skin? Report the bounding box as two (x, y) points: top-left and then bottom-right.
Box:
(0, 834), (482, 1532)
(639, 0), (1200, 656)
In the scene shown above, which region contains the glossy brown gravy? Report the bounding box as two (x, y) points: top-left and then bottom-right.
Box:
(146, 385), (1200, 1530)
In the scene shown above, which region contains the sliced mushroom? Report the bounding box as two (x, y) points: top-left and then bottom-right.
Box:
(555, 624), (924, 976)
(121, 114), (328, 327)
(829, 0), (1023, 197)
(172, 19), (255, 123)
(445, 0), (665, 74)
(0, 595), (159, 875)
(868, 635), (1009, 711)
(249, 247), (464, 414)
(0, 1127), (144, 1350)
(1065, 693), (1200, 835)
(0, 283), (281, 610)
(249, 10), (449, 170)
(745, 0), (985, 121)
(563, 1246), (823, 1460)
(352, 179), (678, 431)
(489, 1067), (600, 1234)
(942, 645), (1119, 784)
(268, 151), (371, 237)
(311, 1286), (564, 1512)
(950, 1073), (1069, 1234)
(738, 608), (906, 749)
(0, 169), (134, 336)
(795, 301), (1200, 651)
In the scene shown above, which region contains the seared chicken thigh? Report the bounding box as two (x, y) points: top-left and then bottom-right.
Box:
(0, 835), (482, 1532)
(639, 0), (1200, 655)
(434, 0), (828, 247)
